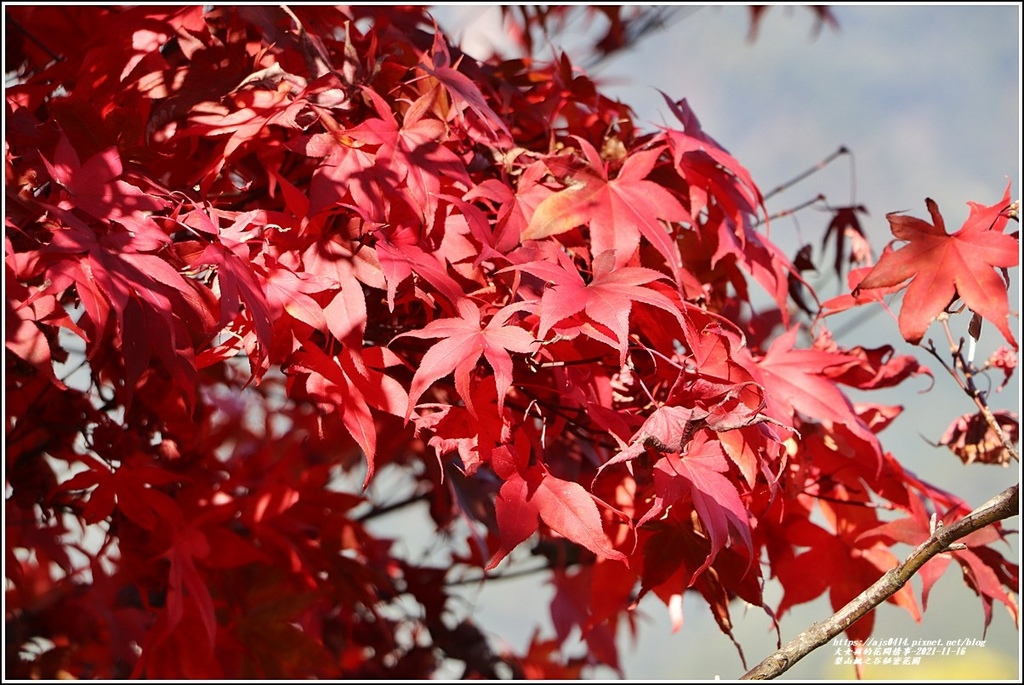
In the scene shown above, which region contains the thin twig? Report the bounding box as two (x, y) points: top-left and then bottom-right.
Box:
(741, 482), (1019, 679)
(445, 562), (555, 588)
(925, 316), (1020, 462)
(355, 491), (431, 522)
(762, 146), (849, 202)
(6, 15), (63, 65)
(752, 193), (827, 228)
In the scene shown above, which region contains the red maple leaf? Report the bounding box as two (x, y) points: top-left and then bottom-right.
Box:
(638, 432), (753, 581)
(853, 184), (1019, 348)
(819, 263), (904, 318)
(465, 160), (556, 254)
(775, 500), (919, 642)
(418, 30), (511, 142)
(39, 132), (165, 232)
(487, 469), (628, 571)
(345, 87), (469, 223)
(394, 299), (537, 419)
(182, 82), (319, 170)
(522, 138), (689, 280)
(812, 328), (932, 391)
(741, 325), (882, 469)
(659, 95), (761, 227)
(57, 454), (185, 529)
(413, 375), (511, 477)
(747, 5), (838, 42)
(373, 221), (467, 310)
(189, 211), (273, 377)
(517, 631), (585, 679)
(514, 250), (684, 364)
(302, 237), (369, 345)
(290, 344), (408, 487)
(133, 524), (219, 678)
(658, 95), (796, 313)
(42, 207), (211, 403)
(984, 346), (1017, 392)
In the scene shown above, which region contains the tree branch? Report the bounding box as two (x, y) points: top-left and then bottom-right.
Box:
(741, 482), (1019, 680)
(933, 316), (1020, 463)
(355, 491), (431, 522)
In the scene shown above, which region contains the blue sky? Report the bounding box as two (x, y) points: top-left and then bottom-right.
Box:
(422, 4), (1022, 679)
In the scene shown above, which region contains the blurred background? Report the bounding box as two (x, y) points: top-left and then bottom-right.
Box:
(385, 4), (1021, 680)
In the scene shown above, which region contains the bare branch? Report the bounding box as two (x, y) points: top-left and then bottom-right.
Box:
(741, 482), (1019, 680)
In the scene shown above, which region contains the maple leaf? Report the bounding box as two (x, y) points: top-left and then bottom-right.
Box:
(193, 240), (273, 377)
(853, 185), (1019, 348)
(413, 375), (512, 478)
(812, 328), (932, 391)
(747, 5), (838, 42)
(775, 500), (919, 642)
(42, 207), (210, 404)
(487, 470), (628, 571)
(39, 132), (166, 233)
(303, 132), (391, 223)
(161, 526), (218, 654)
(302, 237), (369, 345)
(638, 432), (754, 581)
(290, 344), (408, 487)
(394, 299), (537, 420)
(659, 95), (798, 314)
(515, 250), (684, 364)
(465, 160), (556, 254)
(819, 263), (903, 317)
(522, 139), (690, 280)
(5, 260), (85, 385)
(938, 410), (1018, 467)
(822, 205), (871, 277)
(549, 565), (623, 674)
(741, 325), (882, 470)
(58, 454), (185, 529)
(345, 87), (470, 223)
(787, 243), (819, 316)
(373, 221), (468, 310)
(644, 376), (780, 490)
(517, 630), (585, 679)
(984, 345), (1017, 392)
(418, 30), (511, 142)
(659, 95), (762, 225)
(182, 82), (321, 168)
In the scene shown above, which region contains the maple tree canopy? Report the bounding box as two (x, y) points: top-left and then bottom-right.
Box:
(4, 5), (1019, 679)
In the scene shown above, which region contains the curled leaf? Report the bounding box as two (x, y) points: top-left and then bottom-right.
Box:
(938, 410), (1018, 466)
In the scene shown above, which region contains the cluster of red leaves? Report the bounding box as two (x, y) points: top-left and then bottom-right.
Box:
(4, 5), (1018, 679)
